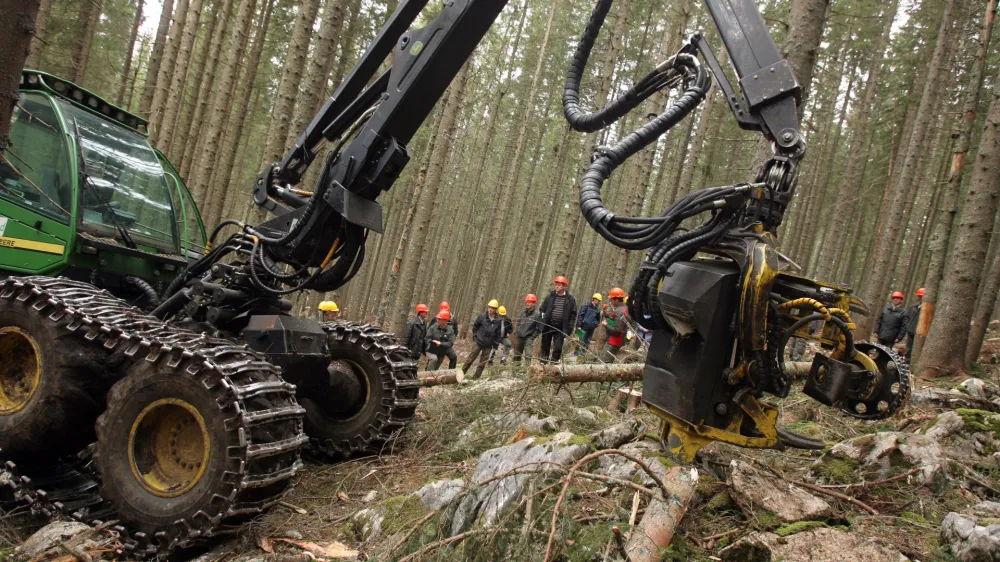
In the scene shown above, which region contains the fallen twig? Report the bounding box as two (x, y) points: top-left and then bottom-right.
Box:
(790, 480), (878, 515)
(816, 468), (921, 490)
(612, 526), (634, 562)
(701, 528), (740, 542)
(397, 529), (494, 562)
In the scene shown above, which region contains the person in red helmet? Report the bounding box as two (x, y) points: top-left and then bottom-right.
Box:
(439, 302), (459, 368)
(600, 288), (628, 362)
(425, 310), (455, 371)
(904, 287), (925, 362)
(403, 303), (429, 360)
(873, 290), (907, 348)
(539, 276), (577, 362)
(513, 293), (542, 364)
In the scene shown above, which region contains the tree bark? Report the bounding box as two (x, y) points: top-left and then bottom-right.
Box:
(24, 0), (51, 69)
(967, 233), (1000, 367)
(70, 0), (102, 85)
(856, 0), (956, 338)
(155, 0), (203, 148)
(914, 0), (995, 365)
(117, 0), (145, 106)
(139, 0), (175, 117)
(149, 0), (190, 127)
(917, 80), (1000, 379)
(528, 363), (644, 384)
(0, 0), (40, 152)
(417, 369), (466, 387)
(780, 0), (830, 118)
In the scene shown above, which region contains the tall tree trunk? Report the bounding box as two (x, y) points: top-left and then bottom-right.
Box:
(968, 221), (1000, 366)
(678, 88), (716, 194)
(117, 0), (145, 106)
(169, 0), (222, 162)
(0, 0), (40, 152)
(856, 0), (956, 338)
(24, 0), (51, 69)
(554, 0), (632, 278)
(149, 0), (191, 128)
(139, 0), (175, 117)
(780, 0), (830, 118)
(179, 0), (233, 179)
(917, 80), (1000, 378)
(188, 0), (256, 206)
(330, 0), (363, 87)
(286, 0), (346, 151)
(388, 64), (469, 332)
(914, 0), (995, 365)
(126, 35), (150, 111)
(155, 0), (203, 147)
(71, 0), (102, 85)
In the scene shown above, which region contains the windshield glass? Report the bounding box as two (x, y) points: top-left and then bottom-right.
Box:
(58, 100), (178, 250)
(0, 92), (73, 223)
(157, 151), (206, 255)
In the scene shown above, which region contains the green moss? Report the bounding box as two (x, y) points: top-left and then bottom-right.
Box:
(380, 494), (433, 536)
(565, 523), (614, 562)
(705, 490), (736, 513)
(956, 409), (1000, 434)
(813, 456), (859, 484)
(774, 520), (828, 537)
(900, 511), (931, 526)
(753, 509), (782, 530)
(784, 420), (822, 437)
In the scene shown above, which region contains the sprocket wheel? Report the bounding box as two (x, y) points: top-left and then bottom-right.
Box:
(298, 322), (420, 458)
(842, 342), (911, 420)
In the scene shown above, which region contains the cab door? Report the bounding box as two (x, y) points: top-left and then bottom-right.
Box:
(154, 150), (207, 258)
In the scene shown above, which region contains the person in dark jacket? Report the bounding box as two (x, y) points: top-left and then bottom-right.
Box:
(496, 306), (514, 364)
(402, 303), (429, 360)
(575, 293), (602, 357)
(874, 291), (908, 347)
(462, 300), (502, 378)
(539, 276), (577, 363)
(904, 287), (925, 362)
(439, 302), (459, 368)
(514, 293), (542, 364)
(425, 310), (455, 371)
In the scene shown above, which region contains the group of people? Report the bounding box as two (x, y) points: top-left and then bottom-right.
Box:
(874, 287), (925, 362)
(396, 276), (639, 378)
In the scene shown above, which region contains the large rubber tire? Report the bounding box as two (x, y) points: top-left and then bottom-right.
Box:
(95, 353), (305, 548)
(0, 281), (113, 461)
(301, 323), (420, 458)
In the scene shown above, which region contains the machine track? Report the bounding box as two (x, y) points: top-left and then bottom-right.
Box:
(307, 322), (420, 458)
(0, 276), (307, 558)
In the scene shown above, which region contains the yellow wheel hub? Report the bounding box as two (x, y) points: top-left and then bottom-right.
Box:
(0, 327), (42, 415)
(128, 398), (211, 498)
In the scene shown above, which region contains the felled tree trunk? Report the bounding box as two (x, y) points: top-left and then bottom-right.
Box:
(418, 369), (466, 387)
(528, 363), (644, 384)
(625, 466), (699, 562)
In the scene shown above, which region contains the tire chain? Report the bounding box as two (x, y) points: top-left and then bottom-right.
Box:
(309, 322), (421, 458)
(0, 276), (308, 558)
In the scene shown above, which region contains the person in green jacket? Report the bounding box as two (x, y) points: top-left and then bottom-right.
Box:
(425, 310), (456, 371)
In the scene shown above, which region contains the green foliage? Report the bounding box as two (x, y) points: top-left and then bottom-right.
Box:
(774, 520), (829, 537)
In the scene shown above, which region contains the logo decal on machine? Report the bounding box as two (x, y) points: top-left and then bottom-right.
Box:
(0, 236), (65, 255)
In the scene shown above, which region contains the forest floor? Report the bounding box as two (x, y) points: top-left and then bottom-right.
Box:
(4, 334), (1000, 561)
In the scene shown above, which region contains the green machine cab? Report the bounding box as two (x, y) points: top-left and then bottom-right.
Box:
(0, 70), (205, 304)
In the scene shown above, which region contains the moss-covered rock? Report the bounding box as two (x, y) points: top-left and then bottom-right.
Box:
(957, 408), (1000, 435)
(774, 520), (829, 537)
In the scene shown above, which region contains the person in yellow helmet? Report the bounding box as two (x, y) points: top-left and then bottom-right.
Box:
(318, 300), (340, 322)
(495, 305), (513, 365)
(575, 293), (602, 357)
(463, 299), (502, 379)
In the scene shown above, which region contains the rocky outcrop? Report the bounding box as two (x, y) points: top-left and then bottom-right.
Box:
(941, 502), (1000, 561)
(722, 527), (910, 561)
(728, 460), (831, 523)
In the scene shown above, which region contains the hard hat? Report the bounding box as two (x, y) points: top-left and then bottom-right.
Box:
(916, 287), (926, 297)
(609, 287), (626, 299)
(592, 293), (603, 301)
(525, 293), (538, 303)
(439, 301), (450, 311)
(498, 306), (507, 315)
(319, 301), (339, 312)
(416, 303), (429, 313)
(488, 299), (499, 308)
(436, 310), (451, 321)
(554, 275), (569, 286)
(891, 291), (904, 299)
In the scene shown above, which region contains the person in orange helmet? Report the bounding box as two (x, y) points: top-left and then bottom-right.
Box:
(425, 310), (455, 371)
(403, 303), (430, 360)
(539, 275), (577, 362)
(600, 288), (628, 362)
(873, 290), (907, 348)
(904, 287), (925, 362)
(439, 302), (459, 368)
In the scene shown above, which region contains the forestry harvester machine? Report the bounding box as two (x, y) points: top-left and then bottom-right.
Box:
(0, 0), (907, 556)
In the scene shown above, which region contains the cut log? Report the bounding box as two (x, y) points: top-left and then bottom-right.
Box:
(528, 363), (644, 384)
(625, 466), (699, 562)
(626, 391), (643, 413)
(417, 369), (466, 387)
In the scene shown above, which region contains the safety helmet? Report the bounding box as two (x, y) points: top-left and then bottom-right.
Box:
(416, 303), (429, 313)
(439, 301), (450, 311)
(609, 287), (626, 299)
(525, 293), (538, 303)
(498, 306), (507, 315)
(592, 293), (602, 301)
(488, 299), (499, 308)
(891, 291), (904, 299)
(554, 275), (569, 286)
(318, 301), (339, 312)
(436, 310), (451, 321)
(916, 287), (926, 297)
